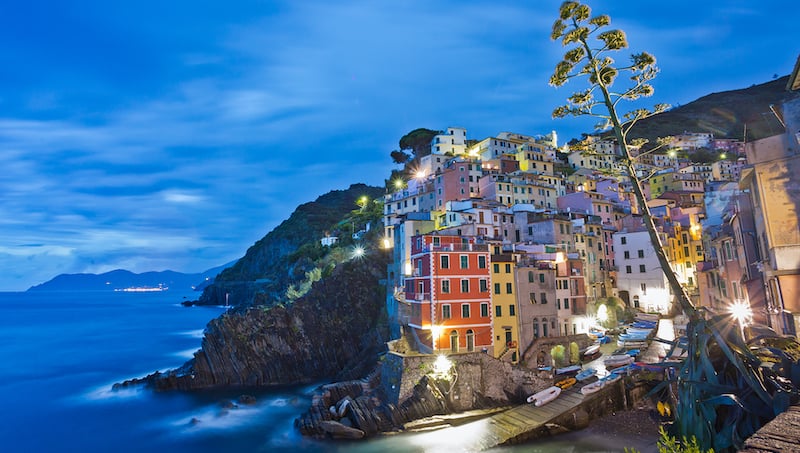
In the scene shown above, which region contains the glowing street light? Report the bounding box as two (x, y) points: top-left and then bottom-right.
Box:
(730, 301), (753, 339)
(415, 169), (426, 180)
(431, 354), (453, 381)
(351, 245), (365, 259)
(430, 325), (442, 352)
(393, 179), (404, 190)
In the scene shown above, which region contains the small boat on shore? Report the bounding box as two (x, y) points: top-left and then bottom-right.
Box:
(635, 313), (660, 322)
(555, 365), (581, 376)
(527, 386), (562, 406)
(600, 373), (622, 384)
(556, 377), (577, 390)
(580, 380), (605, 395)
(604, 355), (634, 369)
(575, 368), (597, 381)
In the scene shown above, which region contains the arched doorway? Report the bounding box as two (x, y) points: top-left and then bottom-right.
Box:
(466, 329), (474, 352)
(542, 317), (549, 337)
(449, 330), (459, 353)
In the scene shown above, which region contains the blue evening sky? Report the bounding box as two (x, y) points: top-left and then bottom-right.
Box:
(0, 1), (796, 290)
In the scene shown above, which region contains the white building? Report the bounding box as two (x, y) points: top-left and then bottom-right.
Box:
(613, 229), (671, 314)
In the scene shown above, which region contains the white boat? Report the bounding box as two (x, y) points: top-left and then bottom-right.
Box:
(604, 355), (634, 368)
(580, 380), (605, 395)
(526, 386), (562, 406)
(583, 344), (600, 357)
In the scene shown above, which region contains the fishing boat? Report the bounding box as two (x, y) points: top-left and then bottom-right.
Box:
(604, 354), (634, 369)
(575, 368), (597, 381)
(580, 380), (605, 395)
(635, 312), (660, 322)
(555, 365), (581, 376)
(526, 386), (562, 406)
(556, 377), (577, 390)
(632, 321), (657, 329)
(600, 373), (622, 384)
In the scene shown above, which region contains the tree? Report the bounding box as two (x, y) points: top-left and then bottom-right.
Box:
(549, 0), (694, 319)
(549, 3), (800, 451)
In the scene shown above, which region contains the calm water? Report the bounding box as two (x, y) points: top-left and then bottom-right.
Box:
(0, 290), (642, 452)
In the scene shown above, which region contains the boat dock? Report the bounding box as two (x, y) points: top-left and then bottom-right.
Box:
(419, 378), (627, 451)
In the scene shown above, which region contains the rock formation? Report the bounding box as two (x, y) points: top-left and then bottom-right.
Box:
(116, 250), (390, 391)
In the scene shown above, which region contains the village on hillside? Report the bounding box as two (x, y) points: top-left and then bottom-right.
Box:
(361, 75), (800, 367)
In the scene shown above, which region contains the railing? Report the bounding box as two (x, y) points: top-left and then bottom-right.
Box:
(417, 243), (490, 253)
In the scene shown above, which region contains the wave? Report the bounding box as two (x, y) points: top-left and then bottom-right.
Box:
(177, 329), (205, 339)
(173, 348), (200, 360)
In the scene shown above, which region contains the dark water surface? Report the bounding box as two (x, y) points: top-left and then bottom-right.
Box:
(0, 290), (644, 452)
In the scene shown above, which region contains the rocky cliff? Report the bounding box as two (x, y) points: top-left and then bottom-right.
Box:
(196, 183), (385, 308)
(118, 248), (391, 391)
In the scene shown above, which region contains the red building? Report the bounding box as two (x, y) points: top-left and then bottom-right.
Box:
(405, 234), (493, 353)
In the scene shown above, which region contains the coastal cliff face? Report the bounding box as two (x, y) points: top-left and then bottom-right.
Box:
(196, 183), (385, 308)
(125, 250), (391, 391)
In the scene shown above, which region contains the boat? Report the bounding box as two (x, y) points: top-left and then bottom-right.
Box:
(604, 354), (635, 369)
(583, 344), (601, 357)
(616, 339), (649, 348)
(556, 377), (577, 390)
(632, 321), (657, 329)
(635, 313), (660, 322)
(526, 386), (562, 406)
(600, 373), (622, 384)
(580, 380), (605, 395)
(576, 368), (597, 381)
(626, 327), (654, 336)
(555, 365), (581, 376)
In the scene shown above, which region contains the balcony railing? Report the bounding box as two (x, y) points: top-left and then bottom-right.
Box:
(418, 243), (489, 253)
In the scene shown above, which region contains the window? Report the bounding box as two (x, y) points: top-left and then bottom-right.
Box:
(495, 305), (502, 317)
(441, 280), (450, 293)
(638, 249), (644, 258)
(540, 292), (547, 304)
(460, 255), (468, 269)
(480, 303), (489, 317)
(556, 298), (561, 309)
(478, 256), (487, 269)
(442, 305), (451, 319)
(506, 282), (513, 294)
(479, 279), (488, 292)
(493, 263), (500, 273)
(432, 236), (440, 246)
(639, 264), (646, 273)
(539, 273), (545, 283)
(565, 298), (570, 309)
(440, 255), (449, 269)
(461, 304), (470, 318)
(621, 237), (627, 245)
(626, 265), (632, 274)
(505, 263), (511, 273)
(461, 279), (469, 293)
(528, 271), (534, 282)
(624, 251), (630, 259)
(641, 283), (647, 294)
(494, 283), (500, 294)
(509, 304), (515, 316)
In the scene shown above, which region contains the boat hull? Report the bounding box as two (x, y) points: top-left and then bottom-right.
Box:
(527, 386), (562, 406)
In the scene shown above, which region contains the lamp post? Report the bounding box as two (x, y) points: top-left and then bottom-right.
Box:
(431, 325), (442, 354)
(730, 301), (753, 340)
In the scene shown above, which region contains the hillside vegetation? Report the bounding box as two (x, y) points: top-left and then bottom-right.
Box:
(198, 183), (385, 308)
(626, 76), (793, 143)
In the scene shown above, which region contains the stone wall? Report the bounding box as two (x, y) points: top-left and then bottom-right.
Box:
(381, 351), (551, 410)
(519, 333), (592, 369)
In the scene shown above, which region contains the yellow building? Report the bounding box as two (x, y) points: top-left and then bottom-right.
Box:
(490, 251), (520, 363)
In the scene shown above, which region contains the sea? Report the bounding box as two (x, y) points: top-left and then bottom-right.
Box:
(0, 290), (642, 452)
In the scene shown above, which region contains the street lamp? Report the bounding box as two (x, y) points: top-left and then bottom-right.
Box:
(730, 301), (753, 340)
(430, 325), (442, 353)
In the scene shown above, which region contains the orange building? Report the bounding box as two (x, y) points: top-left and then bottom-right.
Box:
(405, 234), (493, 353)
